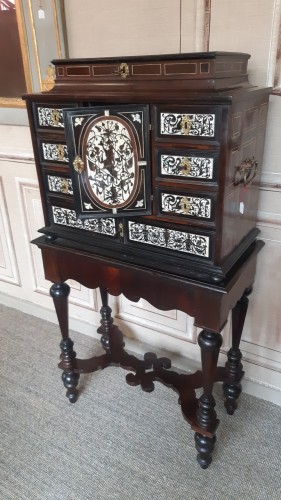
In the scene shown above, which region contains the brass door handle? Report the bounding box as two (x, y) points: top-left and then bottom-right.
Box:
(73, 155), (84, 174)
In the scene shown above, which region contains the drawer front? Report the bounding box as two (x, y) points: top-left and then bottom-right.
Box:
(127, 220), (211, 259)
(34, 103), (77, 130)
(156, 189), (214, 222)
(39, 140), (69, 164)
(154, 106), (221, 141)
(51, 205), (117, 237)
(155, 148), (218, 182)
(47, 174), (73, 195)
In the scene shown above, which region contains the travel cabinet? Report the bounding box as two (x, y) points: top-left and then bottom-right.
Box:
(24, 52), (270, 468)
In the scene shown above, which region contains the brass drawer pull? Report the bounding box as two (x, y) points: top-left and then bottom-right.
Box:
(73, 155), (84, 174)
(233, 157), (258, 187)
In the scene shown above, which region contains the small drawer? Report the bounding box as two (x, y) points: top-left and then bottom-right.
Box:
(156, 188), (215, 222)
(51, 205), (117, 237)
(155, 148), (219, 182)
(39, 139), (69, 164)
(126, 220), (212, 259)
(154, 106), (221, 141)
(33, 103), (77, 130)
(47, 174), (73, 195)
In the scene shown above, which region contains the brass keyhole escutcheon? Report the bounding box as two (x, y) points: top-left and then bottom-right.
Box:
(73, 155), (84, 174)
(57, 144), (66, 161)
(180, 157), (191, 176)
(60, 178), (69, 194)
(119, 62), (129, 79)
(180, 196), (191, 214)
(51, 109), (61, 126)
(181, 115), (192, 135)
(118, 222), (124, 238)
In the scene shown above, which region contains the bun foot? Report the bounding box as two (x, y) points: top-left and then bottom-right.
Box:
(62, 371), (80, 403)
(194, 432), (216, 469)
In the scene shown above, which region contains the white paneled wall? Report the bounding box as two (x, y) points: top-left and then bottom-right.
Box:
(0, 0), (280, 405)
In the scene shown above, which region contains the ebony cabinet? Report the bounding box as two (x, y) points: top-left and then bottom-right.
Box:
(23, 52), (271, 468)
(24, 52), (270, 283)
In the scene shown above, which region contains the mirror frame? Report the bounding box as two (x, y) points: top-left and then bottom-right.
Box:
(0, 0), (68, 109)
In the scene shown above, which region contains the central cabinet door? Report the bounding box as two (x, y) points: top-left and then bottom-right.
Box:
(63, 105), (151, 219)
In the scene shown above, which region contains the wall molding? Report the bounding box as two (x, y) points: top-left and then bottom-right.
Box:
(0, 176), (21, 286)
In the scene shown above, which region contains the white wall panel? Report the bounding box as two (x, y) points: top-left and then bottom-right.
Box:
(209, 0), (276, 86)
(65, 0), (182, 58)
(0, 177), (21, 286)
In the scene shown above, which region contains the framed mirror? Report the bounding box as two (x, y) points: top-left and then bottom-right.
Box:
(0, 0), (68, 110)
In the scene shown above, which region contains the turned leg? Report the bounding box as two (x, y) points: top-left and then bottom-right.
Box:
(223, 287), (251, 415)
(194, 329), (223, 469)
(50, 282), (79, 403)
(98, 287), (114, 351)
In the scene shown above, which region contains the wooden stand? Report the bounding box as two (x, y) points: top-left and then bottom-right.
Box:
(35, 236), (263, 469)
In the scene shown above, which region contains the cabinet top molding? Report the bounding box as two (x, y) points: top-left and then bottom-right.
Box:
(23, 52), (253, 97)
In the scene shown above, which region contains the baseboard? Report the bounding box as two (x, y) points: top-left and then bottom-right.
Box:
(0, 291), (280, 407)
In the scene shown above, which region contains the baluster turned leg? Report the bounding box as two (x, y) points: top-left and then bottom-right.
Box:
(98, 287), (114, 352)
(195, 329), (223, 469)
(223, 287), (251, 415)
(50, 283), (79, 403)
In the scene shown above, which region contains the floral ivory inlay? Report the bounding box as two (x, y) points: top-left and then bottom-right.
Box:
(52, 206), (116, 236)
(128, 221), (209, 257)
(160, 113), (215, 137)
(161, 193), (211, 218)
(161, 155), (213, 179)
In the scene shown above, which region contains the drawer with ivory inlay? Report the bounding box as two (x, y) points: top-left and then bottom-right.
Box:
(155, 187), (216, 224)
(154, 148), (219, 184)
(125, 219), (214, 261)
(153, 106), (222, 142)
(38, 138), (69, 165)
(33, 102), (77, 131)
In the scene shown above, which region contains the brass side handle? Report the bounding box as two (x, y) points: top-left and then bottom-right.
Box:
(233, 157), (258, 187)
(73, 155), (84, 174)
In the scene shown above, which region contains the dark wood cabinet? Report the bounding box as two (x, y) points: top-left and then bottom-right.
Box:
(24, 52), (270, 468)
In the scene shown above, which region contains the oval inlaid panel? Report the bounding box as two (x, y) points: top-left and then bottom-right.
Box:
(83, 116), (139, 209)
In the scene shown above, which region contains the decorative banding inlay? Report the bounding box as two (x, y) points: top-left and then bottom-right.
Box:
(66, 66), (91, 76)
(164, 63), (197, 75)
(132, 64), (162, 76)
